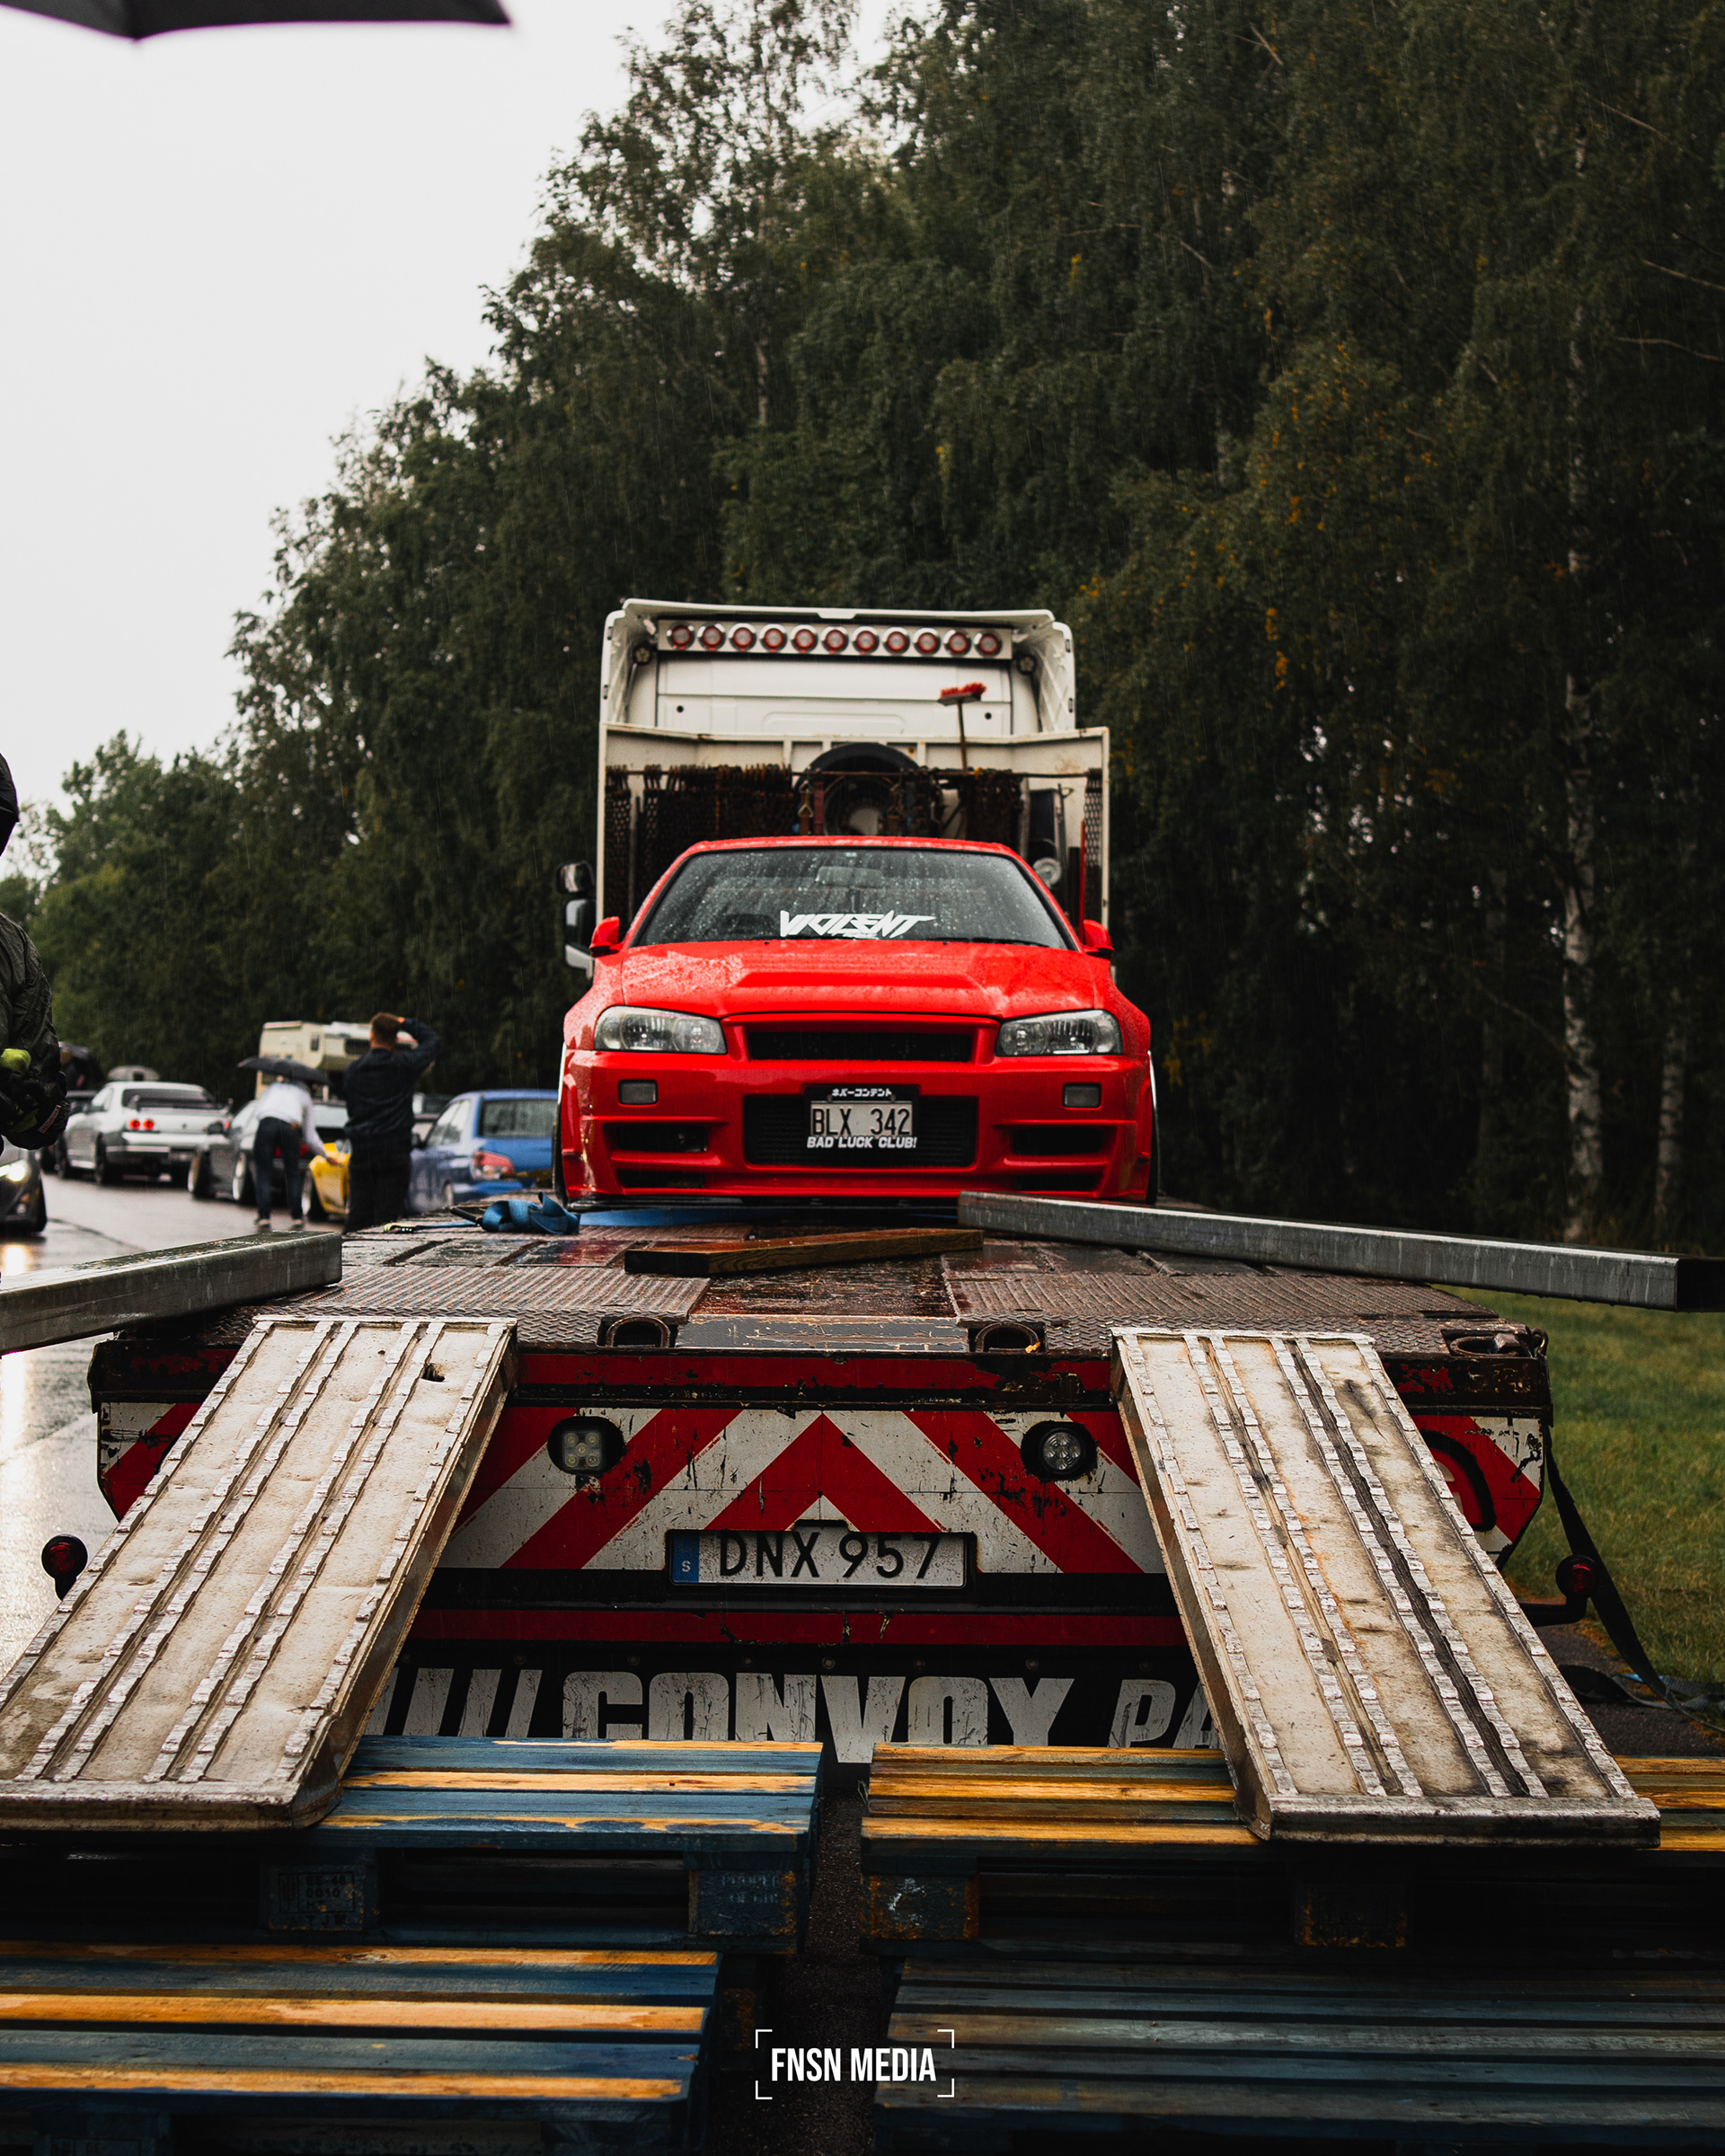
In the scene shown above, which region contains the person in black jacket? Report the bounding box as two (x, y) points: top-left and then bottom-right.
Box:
(339, 1012), (440, 1232)
(0, 755), (67, 1152)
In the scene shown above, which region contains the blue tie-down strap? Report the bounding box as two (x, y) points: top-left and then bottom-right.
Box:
(480, 1196), (585, 1233)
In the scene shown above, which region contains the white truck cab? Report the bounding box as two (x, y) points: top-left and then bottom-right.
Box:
(578, 600), (1108, 975)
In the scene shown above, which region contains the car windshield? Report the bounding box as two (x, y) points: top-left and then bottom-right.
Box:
(636, 846), (1074, 949)
(479, 1098), (557, 1139)
(121, 1088), (216, 1110)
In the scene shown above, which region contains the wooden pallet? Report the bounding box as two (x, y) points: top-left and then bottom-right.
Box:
(0, 1736), (827, 1957)
(867, 1750), (1725, 2148)
(0, 1317), (514, 1833)
(860, 1747), (1725, 1957)
(876, 1955), (1725, 2151)
(0, 1936), (715, 2154)
(302, 1735), (827, 1951)
(1112, 1327), (1655, 1843)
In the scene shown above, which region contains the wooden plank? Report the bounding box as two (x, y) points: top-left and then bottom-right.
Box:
(1111, 1328), (1658, 1845)
(0, 1318), (514, 1832)
(0, 1993), (704, 2033)
(624, 1228), (982, 1277)
(870, 1745), (1232, 1786)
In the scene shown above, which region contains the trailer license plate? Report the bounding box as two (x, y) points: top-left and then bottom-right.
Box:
(670, 1525), (965, 1587)
(805, 1085), (917, 1153)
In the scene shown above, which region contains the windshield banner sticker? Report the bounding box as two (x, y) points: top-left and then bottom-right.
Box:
(779, 910), (935, 940)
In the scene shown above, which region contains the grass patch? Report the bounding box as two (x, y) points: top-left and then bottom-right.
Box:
(1459, 1291), (1725, 1683)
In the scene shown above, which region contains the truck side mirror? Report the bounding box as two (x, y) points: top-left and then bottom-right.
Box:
(558, 862), (597, 978)
(589, 915), (622, 957)
(1081, 918), (1114, 957)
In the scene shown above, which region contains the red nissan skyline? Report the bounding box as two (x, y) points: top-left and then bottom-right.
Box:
(560, 836), (1156, 1202)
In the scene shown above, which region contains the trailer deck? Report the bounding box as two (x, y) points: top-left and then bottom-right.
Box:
(82, 1216), (1552, 1769)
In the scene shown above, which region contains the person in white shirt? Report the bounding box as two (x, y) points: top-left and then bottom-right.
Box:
(252, 1080), (332, 1232)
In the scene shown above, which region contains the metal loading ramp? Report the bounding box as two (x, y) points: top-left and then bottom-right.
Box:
(1111, 1328), (1658, 1846)
(0, 1316), (513, 1833)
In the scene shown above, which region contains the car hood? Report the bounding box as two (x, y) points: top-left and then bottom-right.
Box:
(607, 941), (1111, 1021)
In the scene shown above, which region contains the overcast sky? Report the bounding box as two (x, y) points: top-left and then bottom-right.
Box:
(0, 0), (884, 819)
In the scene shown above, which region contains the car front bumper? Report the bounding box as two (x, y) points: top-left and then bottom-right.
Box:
(570, 1053), (1153, 1200)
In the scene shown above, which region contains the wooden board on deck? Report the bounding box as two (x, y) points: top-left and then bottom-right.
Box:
(1110, 1328), (1658, 1846)
(0, 1316), (513, 1833)
(623, 1227), (982, 1277)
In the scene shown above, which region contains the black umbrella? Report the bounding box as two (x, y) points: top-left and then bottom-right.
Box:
(4, 0), (506, 37)
(238, 1054), (324, 1088)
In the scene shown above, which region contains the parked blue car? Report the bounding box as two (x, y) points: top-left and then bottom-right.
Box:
(409, 1090), (559, 1214)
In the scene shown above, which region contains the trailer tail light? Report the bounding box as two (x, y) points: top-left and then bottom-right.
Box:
(792, 627), (818, 652)
(668, 623), (694, 649)
(946, 631), (971, 655)
(854, 629), (879, 652)
(1555, 1555), (1599, 1598)
(977, 631), (1002, 656)
(700, 624), (724, 649)
(916, 632), (940, 654)
(763, 626), (787, 650)
(128, 1118), (139, 1129)
(730, 625), (756, 650)
(886, 631), (909, 653)
(823, 628), (848, 652)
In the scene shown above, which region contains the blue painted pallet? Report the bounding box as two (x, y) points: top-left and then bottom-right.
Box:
(876, 1955), (1725, 2150)
(0, 1936), (716, 2153)
(0, 1736), (826, 1956)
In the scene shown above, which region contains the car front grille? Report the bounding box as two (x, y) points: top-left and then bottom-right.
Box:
(744, 1028), (975, 1063)
(744, 1096), (978, 1167)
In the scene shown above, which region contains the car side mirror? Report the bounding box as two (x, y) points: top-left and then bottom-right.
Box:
(588, 915), (622, 958)
(558, 862), (597, 979)
(1081, 918), (1115, 957)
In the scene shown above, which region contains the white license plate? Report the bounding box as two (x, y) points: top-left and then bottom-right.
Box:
(669, 1525), (966, 1587)
(804, 1085), (917, 1153)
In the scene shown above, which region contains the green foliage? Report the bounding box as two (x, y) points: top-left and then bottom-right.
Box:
(1489, 1290), (1725, 1684)
(17, 0), (1725, 1238)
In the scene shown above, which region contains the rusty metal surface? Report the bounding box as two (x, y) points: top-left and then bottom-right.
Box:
(1111, 1328), (1655, 1847)
(293, 1268), (709, 1321)
(106, 1227), (1509, 1362)
(0, 1316), (514, 1831)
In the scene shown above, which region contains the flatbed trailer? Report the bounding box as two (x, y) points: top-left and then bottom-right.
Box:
(86, 1210), (1552, 1767)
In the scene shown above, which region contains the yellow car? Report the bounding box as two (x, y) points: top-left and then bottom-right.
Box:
(308, 1141), (350, 1224)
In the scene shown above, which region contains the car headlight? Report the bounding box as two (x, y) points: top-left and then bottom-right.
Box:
(594, 1006), (726, 1055)
(0, 1156), (31, 1182)
(995, 1008), (1122, 1056)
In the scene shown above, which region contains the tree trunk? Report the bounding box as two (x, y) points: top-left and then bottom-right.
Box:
(1474, 869), (1506, 1216)
(1653, 989), (1687, 1242)
(1561, 674), (1603, 1243)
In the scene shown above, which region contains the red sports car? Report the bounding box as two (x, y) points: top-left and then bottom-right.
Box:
(560, 837), (1155, 1203)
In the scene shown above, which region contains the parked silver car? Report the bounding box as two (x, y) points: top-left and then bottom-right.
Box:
(61, 1082), (224, 1185)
